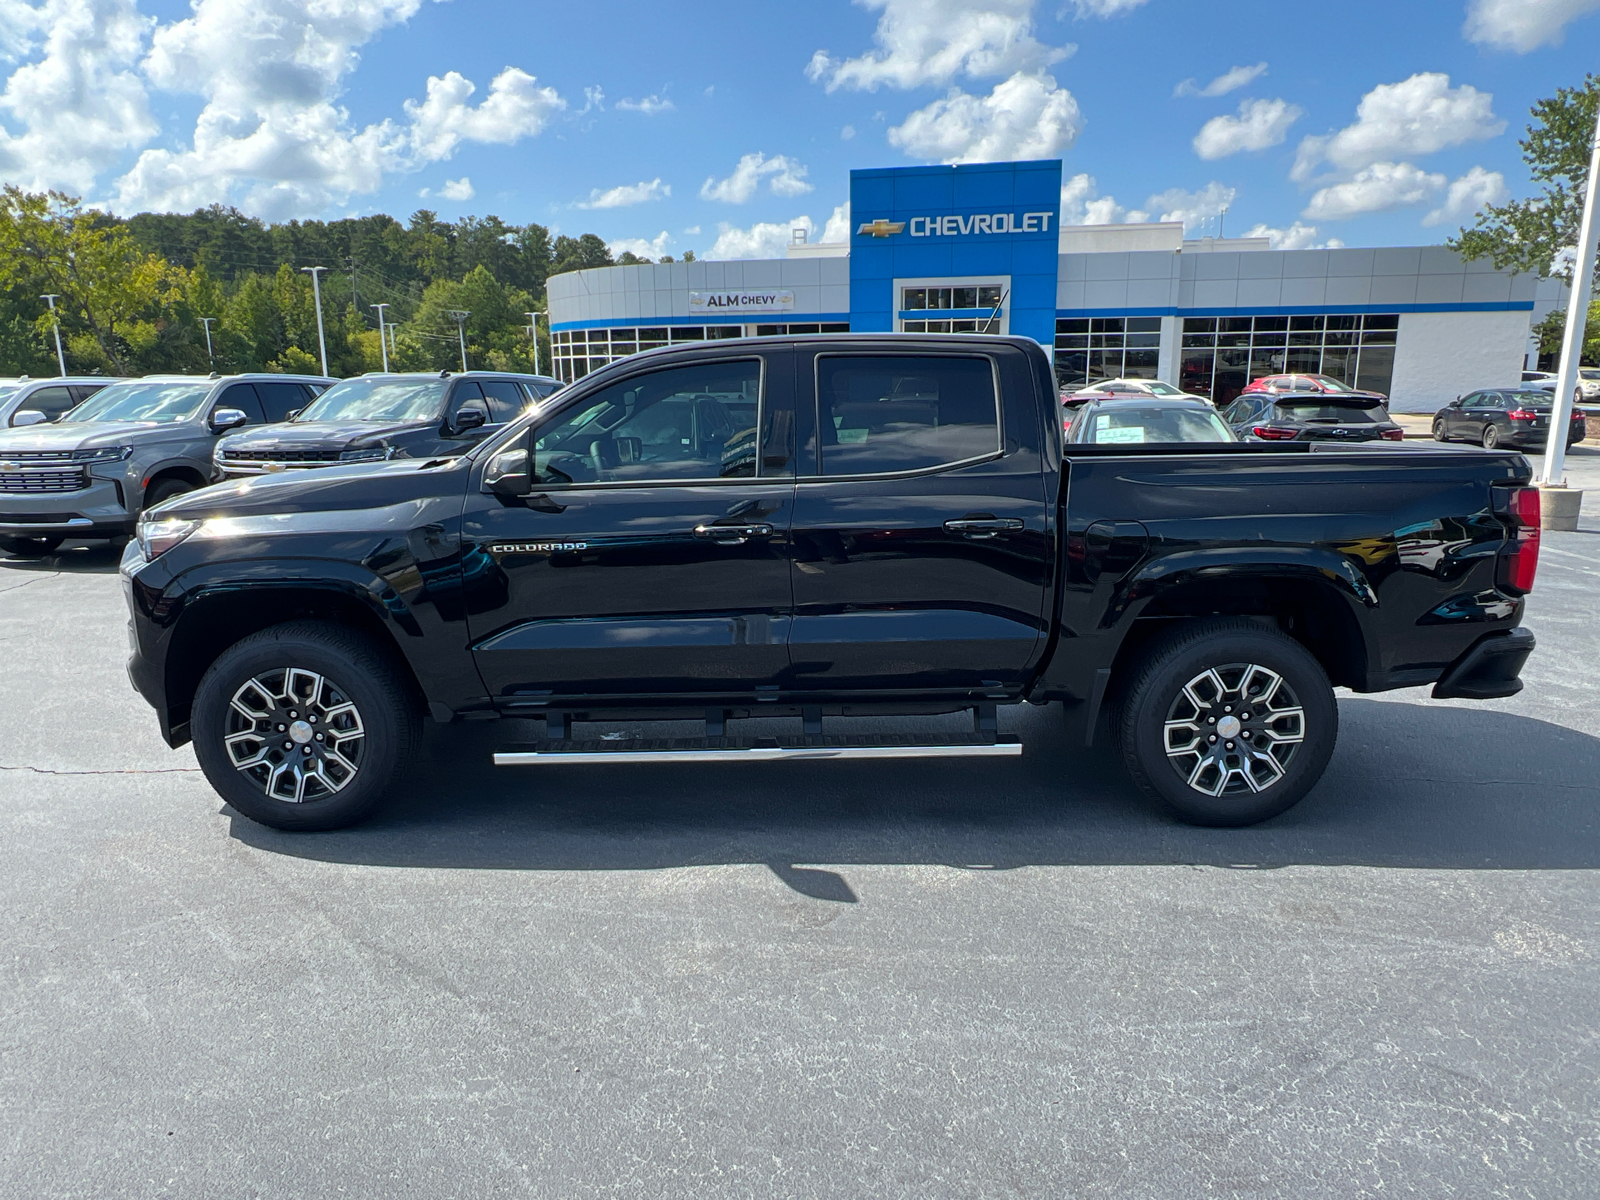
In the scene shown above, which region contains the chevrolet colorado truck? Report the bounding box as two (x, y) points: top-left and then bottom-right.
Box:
(121, 335), (1540, 832)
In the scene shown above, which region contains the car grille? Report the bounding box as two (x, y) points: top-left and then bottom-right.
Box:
(0, 451), (87, 493)
(223, 449), (343, 462)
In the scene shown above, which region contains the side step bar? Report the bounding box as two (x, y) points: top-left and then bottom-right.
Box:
(494, 733), (1021, 767)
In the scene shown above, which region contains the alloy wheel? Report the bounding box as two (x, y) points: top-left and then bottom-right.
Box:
(224, 667), (366, 803)
(1162, 663), (1305, 797)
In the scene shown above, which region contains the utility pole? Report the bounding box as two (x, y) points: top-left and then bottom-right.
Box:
(199, 317), (217, 368)
(300, 266), (329, 377)
(39, 294), (66, 376)
(446, 310), (470, 373)
(371, 303), (390, 372)
(1539, 99), (1600, 528)
(526, 311), (542, 376)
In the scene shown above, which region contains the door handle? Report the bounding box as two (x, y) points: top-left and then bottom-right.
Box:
(693, 522), (774, 546)
(943, 516), (1024, 540)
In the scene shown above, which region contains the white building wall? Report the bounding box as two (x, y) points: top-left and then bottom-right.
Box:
(1388, 311), (1531, 412)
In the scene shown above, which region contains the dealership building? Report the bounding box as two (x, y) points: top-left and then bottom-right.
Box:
(547, 159), (1563, 412)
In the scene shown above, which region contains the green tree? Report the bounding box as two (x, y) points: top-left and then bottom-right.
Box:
(1532, 300), (1600, 365)
(550, 233), (613, 277)
(1452, 74), (1600, 284)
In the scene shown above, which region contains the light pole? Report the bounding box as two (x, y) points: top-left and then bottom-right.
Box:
(1540, 101), (1600, 511)
(1218, 205), (1229, 240)
(525, 310), (543, 376)
(199, 317), (217, 368)
(446, 310), (470, 372)
(300, 266), (329, 377)
(370, 303), (390, 372)
(39, 294), (66, 376)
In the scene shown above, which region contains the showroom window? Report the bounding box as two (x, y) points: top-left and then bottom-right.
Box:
(900, 283), (1007, 334)
(550, 325), (750, 383)
(1054, 317), (1162, 388)
(1178, 314), (1398, 405)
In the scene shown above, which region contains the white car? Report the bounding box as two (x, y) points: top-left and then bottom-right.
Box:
(1064, 377), (1210, 406)
(1524, 368), (1600, 404)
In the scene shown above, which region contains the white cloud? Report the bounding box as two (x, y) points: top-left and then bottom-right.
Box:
(404, 68), (565, 160)
(1302, 162), (1446, 220)
(608, 230), (672, 260)
(1193, 97), (1301, 160)
(577, 177), (670, 209)
(841, 124), (856, 140)
(709, 214), (817, 260)
(1174, 62), (1267, 98)
(1422, 165), (1508, 226)
(616, 94), (673, 114)
(820, 202), (851, 243)
(806, 0), (1068, 93)
(0, 0), (157, 193)
(1463, 0), (1600, 51)
(1148, 181), (1236, 232)
(1242, 221), (1344, 250)
(888, 70), (1081, 163)
(1291, 72), (1503, 182)
(435, 176), (473, 201)
(700, 152), (812, 202)
(1061, 0), (1148, 14)
(1059, 172), (1147, 225)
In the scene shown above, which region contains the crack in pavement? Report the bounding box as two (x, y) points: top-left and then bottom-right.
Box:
(0, 573), (61, 595)
(0, 763), (201, 776)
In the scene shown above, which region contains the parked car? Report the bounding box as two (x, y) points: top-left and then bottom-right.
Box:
(1241, 373), (1387, 402)
(1063, 378), (1206, 407)
(1521, 370), (1556, 384)
(1432, 388), (1587, 450)
(212, 371), (562, 479)
(123, 334), (1538, 835)
(1222, 391), (1405, 443)
(1066, 397), (1236, 444)
(1, 376), (123, 426)
(0, 373), (332, 558)
(1523, 368), (1600, 404)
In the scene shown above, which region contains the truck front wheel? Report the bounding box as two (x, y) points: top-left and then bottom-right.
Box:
(1117, 619), (1338, 826)
(191, 621), (421, 831)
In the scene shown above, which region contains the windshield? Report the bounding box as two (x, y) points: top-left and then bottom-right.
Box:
(1274, 400), (1382, 423)
(60, 380), (210, 424)
(1308, 375), (1358, 392)
(0, 385), (18, 404)
(296, 378), (449, 423)
(1139, 380), (1185, 396)
(1581, 368), (1599, 380)
(1086, 405), (1235, 444)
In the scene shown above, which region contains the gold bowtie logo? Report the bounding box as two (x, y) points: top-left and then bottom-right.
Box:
(857, 219), (905, 238)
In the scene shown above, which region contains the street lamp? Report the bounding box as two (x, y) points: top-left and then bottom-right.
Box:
(39, 294), (66, 376)
(526, 310), (544, 377)
(370, 303), (390, 372)
(199, 317), (217, 368)
(446, 310), (470, 373)
(300, 266), (329, 377)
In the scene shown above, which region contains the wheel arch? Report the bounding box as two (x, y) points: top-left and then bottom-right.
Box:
(140, 462), (211, 508)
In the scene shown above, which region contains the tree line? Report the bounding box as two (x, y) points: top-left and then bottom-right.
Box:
(0, 191), (673, 379)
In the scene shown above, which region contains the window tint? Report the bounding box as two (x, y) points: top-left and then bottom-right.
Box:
(816, 355), (1000, 476)
(256, 381), (309, 423)
(69, 383), (108, 404)
(479, 379), (525, 424)
(25, 386), (76, 419)
(533, 359), (762, 484)
(1272, 400), (1381, 424)
(216, 383), (266, 424)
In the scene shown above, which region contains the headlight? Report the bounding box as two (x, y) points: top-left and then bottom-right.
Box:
(339, 446), (390, 463)
(136, 516), (200, 560)
(72, 446), (133, 463)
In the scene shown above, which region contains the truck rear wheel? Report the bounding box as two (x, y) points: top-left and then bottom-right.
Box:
(191, 621), (421, 831)
(1117, 619), (1337, 826)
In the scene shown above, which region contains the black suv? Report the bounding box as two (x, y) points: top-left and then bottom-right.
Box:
(213, 371), (561, 478)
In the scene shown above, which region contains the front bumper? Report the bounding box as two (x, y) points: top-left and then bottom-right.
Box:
(0, 478), (135, 537)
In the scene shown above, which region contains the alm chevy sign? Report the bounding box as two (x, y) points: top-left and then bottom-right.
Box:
(689, 289), (795, 314)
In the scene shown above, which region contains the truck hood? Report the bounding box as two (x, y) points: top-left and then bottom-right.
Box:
(221, 418), (436, 452)
(0, 420), (170, 451)
(154, 454), (470, 521)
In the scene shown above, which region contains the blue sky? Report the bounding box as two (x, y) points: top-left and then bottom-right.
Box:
(1, 0), (1597, 257)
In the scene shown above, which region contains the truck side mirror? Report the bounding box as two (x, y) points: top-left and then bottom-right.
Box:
(10, 409), (47, 427)
(450, 402), (488, 434)
(210, 407), (249, 433)
(484, 446), (531, 497)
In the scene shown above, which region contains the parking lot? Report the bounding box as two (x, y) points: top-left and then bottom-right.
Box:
(2, 446), (1597, 1198)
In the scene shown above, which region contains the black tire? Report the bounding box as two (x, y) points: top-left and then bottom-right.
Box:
(1116, 619), (1338, 827)
(1432, 420), (1449, 442)
(191, 621), (422, 831)
(0, 535), (63, 558)
(143, 477), (194, 512)
(1481, 423), (1500, 450)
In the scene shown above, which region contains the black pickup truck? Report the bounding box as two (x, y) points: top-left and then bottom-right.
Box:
(122, 334), (1540, 832)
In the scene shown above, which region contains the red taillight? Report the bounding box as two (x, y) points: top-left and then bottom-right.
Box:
(1380, 428), (1404, 441)
(1252, 425), (1299, 440)
(1502, 487), (1541, 594)
(1506, 408), (1537, 421)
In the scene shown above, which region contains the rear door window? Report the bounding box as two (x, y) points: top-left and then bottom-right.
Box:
(815, 355), (1001, 476)
(255, 381), (311, 423)
(479, 380), (526, 424)
(216, 382), (266, 424)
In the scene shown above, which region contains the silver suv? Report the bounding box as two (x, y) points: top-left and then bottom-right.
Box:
(0, 373), (332, 558)
(1, 376), (124, 426)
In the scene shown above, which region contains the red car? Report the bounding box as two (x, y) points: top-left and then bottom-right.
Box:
(1242, 373), (1387, 402)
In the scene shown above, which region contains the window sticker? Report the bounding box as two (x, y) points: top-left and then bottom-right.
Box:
(1094, 416), (1146, 444)
(837, 428), (869, 443)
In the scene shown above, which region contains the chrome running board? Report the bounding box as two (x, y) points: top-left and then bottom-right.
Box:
(494, 734), (1021, 766)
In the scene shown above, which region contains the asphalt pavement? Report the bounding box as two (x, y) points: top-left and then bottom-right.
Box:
(2, 446), (1597, 1199)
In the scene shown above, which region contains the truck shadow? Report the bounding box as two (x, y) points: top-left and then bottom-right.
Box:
(226, 697), (1600, 889)
(0, 541), (124, 575)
